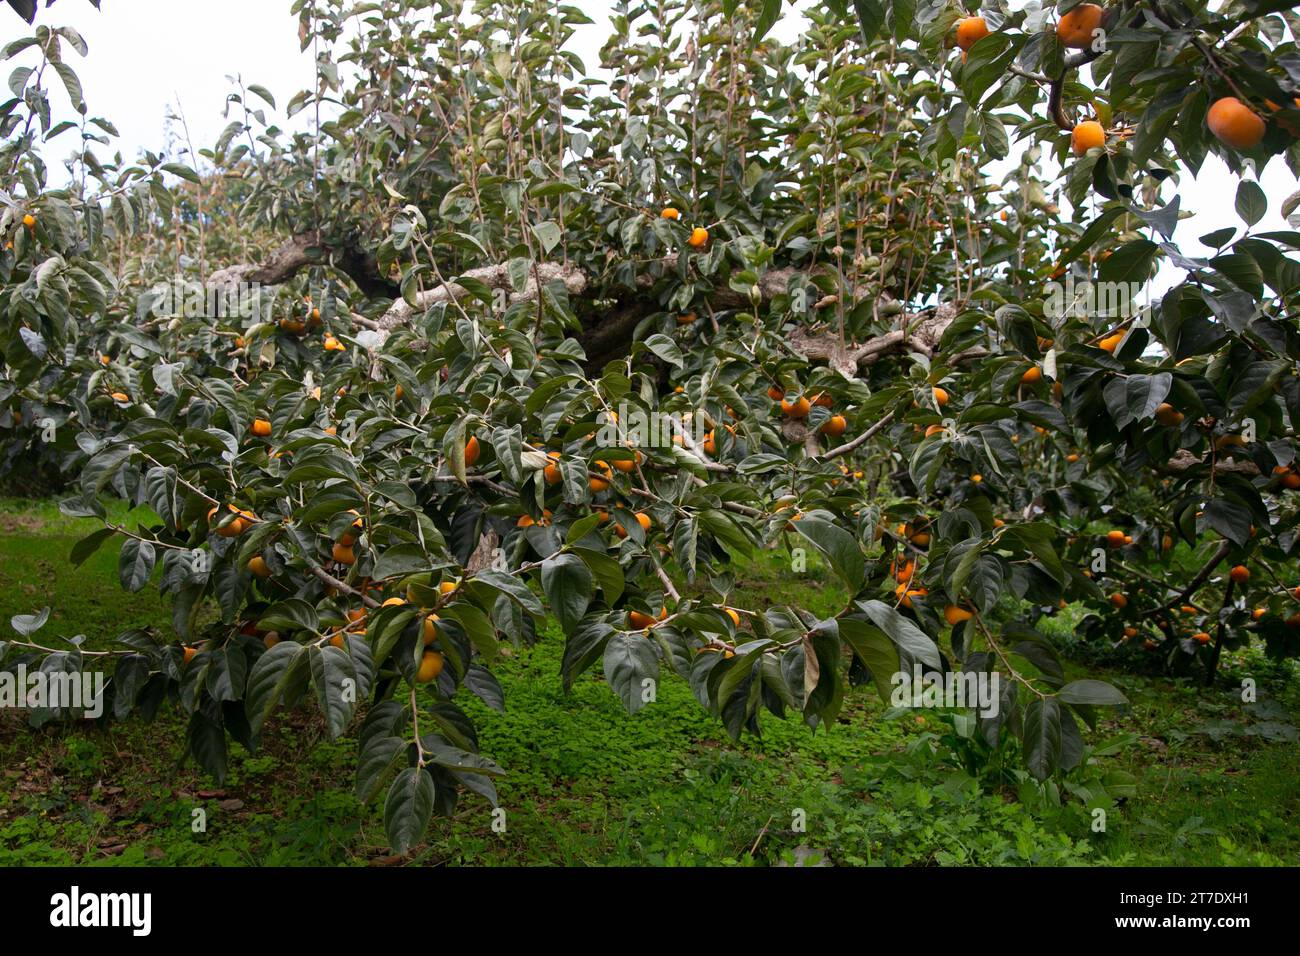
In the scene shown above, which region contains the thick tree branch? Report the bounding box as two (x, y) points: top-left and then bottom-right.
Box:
(377, 261), (590, 330)
(208, 231), (398, 298)
(786, 302), (963, 376)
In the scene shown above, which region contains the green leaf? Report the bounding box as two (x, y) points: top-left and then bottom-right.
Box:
(421, 737), (505, 775)
(204, 647), (248, 703)
(541, 554), (592, 633)
(852, 0), (884, 44)
(959, 32), (1015, 105)
(1058, 679), (1128, 706)
(69, 526), (116, 567)
(1204, 497), (1252, 546)
(755, 0), (781, 39)
(473, 570), (544, 616)
(561, 619), (613, 692)
(1235, 179), (1267, 227)
(10, 606), (50, 636)
(1098, 238), (1158, 285)
(571, 547), (625, 604)
(372, 543), (438, 580)
(246, 84), (276, 108)
(839, 618), (899, 701)
(257, 598), (318, 634)
(51, 61), (84, 113)
(384, 767), (436, 855)
(244, 641), (308, 734)
(856, 600), (942, 670)
(162, 162), (201, 184)
(308, 644), (358, 738)
(791, 518), (865, 592)
(1022, 697), (1062, 782)
(531, 220), (562, 253)
(117, 538), (156, 593)
(1103, 372), (1172, 428)
(443, 602), (500, 662)
(642, 333), (684, 369)
(186, 710), (228, 785)
(356, 734), (405, 803)
(602, 630), (659, 714)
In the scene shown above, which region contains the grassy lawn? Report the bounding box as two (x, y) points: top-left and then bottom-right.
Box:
(0, 500), (1296, 866)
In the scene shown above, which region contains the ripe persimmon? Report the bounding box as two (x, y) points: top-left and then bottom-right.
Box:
(613, 450), (642, 472)
(416, 651), (444, 683)
(944, 605), (973, 625)
(589, 459), (613, 492)
(1155, 403), (1184, 427)
(1071, 120), (1105, 155)
(543, 451), (563, 485)
(1207, 97), (1265, 150)
(820, 415), (847, 437)
(1057, 3), (1104, 49)
(955, 16), (990, 52)
(781, 395), (811, 418)
(628, 610), (657, 629)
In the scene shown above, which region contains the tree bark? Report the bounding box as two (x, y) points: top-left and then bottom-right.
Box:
(208, 231), (398, 298)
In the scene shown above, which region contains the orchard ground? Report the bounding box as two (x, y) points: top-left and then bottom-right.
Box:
(1, 498), (1295, 867)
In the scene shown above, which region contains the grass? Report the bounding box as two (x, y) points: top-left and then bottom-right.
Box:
(0, 501), (1297, 865)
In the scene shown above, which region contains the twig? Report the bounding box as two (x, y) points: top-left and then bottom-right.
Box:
(1157, 540), (1231, 612)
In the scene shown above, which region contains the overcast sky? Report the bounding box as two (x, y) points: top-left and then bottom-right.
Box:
(17, 0), (1300, 296)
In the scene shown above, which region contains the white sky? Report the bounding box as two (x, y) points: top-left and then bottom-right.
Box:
(17, 0), (1300, 295)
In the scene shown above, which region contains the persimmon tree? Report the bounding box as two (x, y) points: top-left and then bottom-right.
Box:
(2, 0), (1300, 852)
